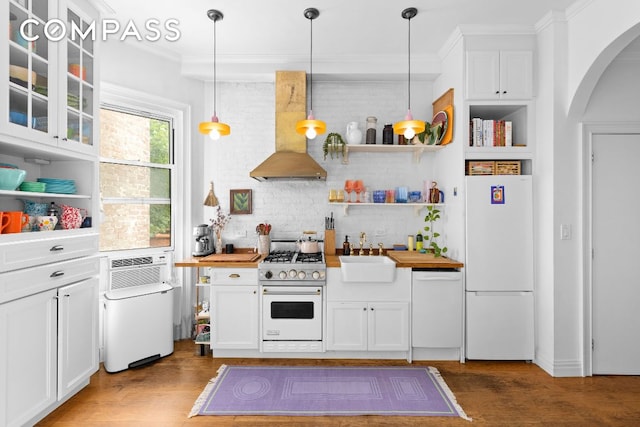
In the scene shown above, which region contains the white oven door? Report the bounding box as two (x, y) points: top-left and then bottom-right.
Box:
(262, 286), (322, 341)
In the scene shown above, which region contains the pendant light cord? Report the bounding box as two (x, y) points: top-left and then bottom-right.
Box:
(309, 16), (314, 112)
(407, 15), (411, 111)
(213, 18), (218, 117)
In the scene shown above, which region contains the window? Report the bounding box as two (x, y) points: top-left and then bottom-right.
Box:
(99, 106), (174, 252)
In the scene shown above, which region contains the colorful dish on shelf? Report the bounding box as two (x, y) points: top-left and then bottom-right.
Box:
(430, 110), (448, 145)
(439, 105), (454, 146)
(19, 181), (47, 192)
(37, 178), (77, 194)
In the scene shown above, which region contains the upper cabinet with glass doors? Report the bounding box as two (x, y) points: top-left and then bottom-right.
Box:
(2, 0), (98, 156)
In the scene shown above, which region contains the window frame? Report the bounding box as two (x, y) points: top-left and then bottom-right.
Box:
(99, 84), (187, 256)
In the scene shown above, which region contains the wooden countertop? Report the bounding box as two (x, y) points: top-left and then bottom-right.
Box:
(326, 251), (463, 269)
(177, 250), (462, 269)
(175, 250), (266, 268)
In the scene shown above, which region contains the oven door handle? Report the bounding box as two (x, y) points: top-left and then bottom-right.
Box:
(262, 289), (321, 296)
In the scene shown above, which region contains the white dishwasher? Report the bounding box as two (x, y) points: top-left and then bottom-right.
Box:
(411, 270), (463, 348)
(104, 283), (174, 373)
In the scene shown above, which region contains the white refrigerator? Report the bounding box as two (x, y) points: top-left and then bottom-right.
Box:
(465, 175), (534, 360)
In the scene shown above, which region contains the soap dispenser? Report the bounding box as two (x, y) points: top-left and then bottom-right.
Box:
(342, 235), (350, 256)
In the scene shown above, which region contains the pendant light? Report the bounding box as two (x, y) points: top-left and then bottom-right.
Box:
(393, 7), (425, 140)
(296, 7), (326, 140)
(199, 9), (230, 140)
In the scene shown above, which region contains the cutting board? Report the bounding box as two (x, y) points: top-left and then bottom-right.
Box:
(198, 253), (261, 263)
(386, 251), (463, 268)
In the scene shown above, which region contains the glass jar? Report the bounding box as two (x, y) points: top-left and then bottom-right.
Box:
(382, 123), (393, 144)
(365, 116), (377, 144)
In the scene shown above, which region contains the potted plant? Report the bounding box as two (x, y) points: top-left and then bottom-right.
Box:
(423, 205), (448, 257)
(323, 132), (346, 160)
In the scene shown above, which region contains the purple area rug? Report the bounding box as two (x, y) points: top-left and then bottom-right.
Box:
(189, 365), (470, 419)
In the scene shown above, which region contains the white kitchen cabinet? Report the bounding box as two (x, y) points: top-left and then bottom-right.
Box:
(326, 267), (410, 352)
(0, 288), (57, 427)
(412, 270), (462, 348)
(58, 278), (99, 399)
(0, 276), (98, 427)
(2, 0), (99, 154)
(327, 301), (409, 351)
(466, 51), (532, 100)
(210, 268), (259, 350)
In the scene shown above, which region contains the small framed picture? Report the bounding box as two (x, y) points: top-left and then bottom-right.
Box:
(230, 189), (252, 214)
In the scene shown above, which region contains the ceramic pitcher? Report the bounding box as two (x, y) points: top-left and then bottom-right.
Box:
(60, 204), (85, 229)
(345, 121), (362, 145)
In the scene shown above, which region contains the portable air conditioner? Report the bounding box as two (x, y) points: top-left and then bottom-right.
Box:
(104, 254), (174, 373)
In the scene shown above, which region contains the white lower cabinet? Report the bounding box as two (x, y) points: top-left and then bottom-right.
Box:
(327, 301), (409, 351)
(0, 278), (98, 427)
(326, 267), (411, 353)
(211, 283), (259, 350)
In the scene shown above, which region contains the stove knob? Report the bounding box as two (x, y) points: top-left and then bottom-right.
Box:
(265, 271), (273, 279)
(312, 271), (320, 280)
(297, 271), (306, 280)
(288, 269), (297, 278)
(278, 271), (287, 279)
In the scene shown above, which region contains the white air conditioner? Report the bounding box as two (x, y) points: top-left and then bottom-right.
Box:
(108, 254), (169, 291)
(104, 254), (173, 373)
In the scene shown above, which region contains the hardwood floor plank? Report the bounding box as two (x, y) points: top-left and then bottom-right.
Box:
(37, 340), (640, 426)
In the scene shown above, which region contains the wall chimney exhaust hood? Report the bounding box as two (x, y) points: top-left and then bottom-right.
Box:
(250, 71), (327, 181)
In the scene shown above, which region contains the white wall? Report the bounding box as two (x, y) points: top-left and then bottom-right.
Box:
(535, 0), (640, 376)
(198, 79), (442, 251)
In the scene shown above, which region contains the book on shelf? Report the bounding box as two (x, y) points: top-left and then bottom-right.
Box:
(469, 118), (512, 147)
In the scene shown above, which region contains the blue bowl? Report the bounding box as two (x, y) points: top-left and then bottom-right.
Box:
(408, 191), (422, 203)
(0, 167), (26, 190)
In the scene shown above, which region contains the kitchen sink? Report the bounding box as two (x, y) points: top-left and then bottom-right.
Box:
(338, 256), (396, 282)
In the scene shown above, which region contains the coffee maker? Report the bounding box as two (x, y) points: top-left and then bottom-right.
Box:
(192, 224), (214, 256)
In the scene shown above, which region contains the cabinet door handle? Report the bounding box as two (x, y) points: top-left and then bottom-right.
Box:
(50, 271), (65, 278)
(370, 307), (374, 311)
(229, 273), (240, 278)
(503, 90), (507, 94)
(50, 245), (64, 252)
(495, 90), (500, 94)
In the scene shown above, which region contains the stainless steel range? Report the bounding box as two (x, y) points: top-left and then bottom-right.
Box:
(258, 244), (326, 353)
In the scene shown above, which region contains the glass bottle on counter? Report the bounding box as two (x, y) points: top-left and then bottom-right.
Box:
(342, 235), (350, 256)
(382, 123), (393, 144)
(416, 231), (423, 251)
(365, 116), (377, 144)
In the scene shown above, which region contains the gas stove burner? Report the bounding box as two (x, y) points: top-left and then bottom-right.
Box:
(263, 250), (295, 263)
(296, 252), (324, 263)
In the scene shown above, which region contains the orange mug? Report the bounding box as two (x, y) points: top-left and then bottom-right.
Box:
(1, 211), (29, 234)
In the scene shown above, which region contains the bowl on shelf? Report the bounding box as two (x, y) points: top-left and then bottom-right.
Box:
(408, 191), (422, 203)
(0, 167), (26, 190)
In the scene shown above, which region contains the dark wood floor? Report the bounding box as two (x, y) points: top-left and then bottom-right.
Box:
(38, 340), (640, 426)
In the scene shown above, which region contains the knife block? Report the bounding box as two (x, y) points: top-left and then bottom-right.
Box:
(324, 229), (336, 255)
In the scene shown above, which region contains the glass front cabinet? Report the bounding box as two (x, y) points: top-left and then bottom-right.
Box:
(2, 0), (97, 155)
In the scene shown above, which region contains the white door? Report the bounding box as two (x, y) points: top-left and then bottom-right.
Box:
(368, 302), (409, 351)
(211, 285), (259, 349)
(592, 134), (640, 374)
(326, 302), (367, 351)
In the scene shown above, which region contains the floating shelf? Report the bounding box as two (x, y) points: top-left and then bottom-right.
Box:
(342, 144), (444, 164)
(329, 202), (444, 215)
(0, 189), (90, 199)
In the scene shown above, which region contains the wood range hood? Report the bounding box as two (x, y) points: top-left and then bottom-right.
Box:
(249, 71), (327, 181)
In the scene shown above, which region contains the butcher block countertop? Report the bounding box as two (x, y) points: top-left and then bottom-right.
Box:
(176, 249), (462, 269)
(325, 251), (463, 269)
(175, 251), (265, 268)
